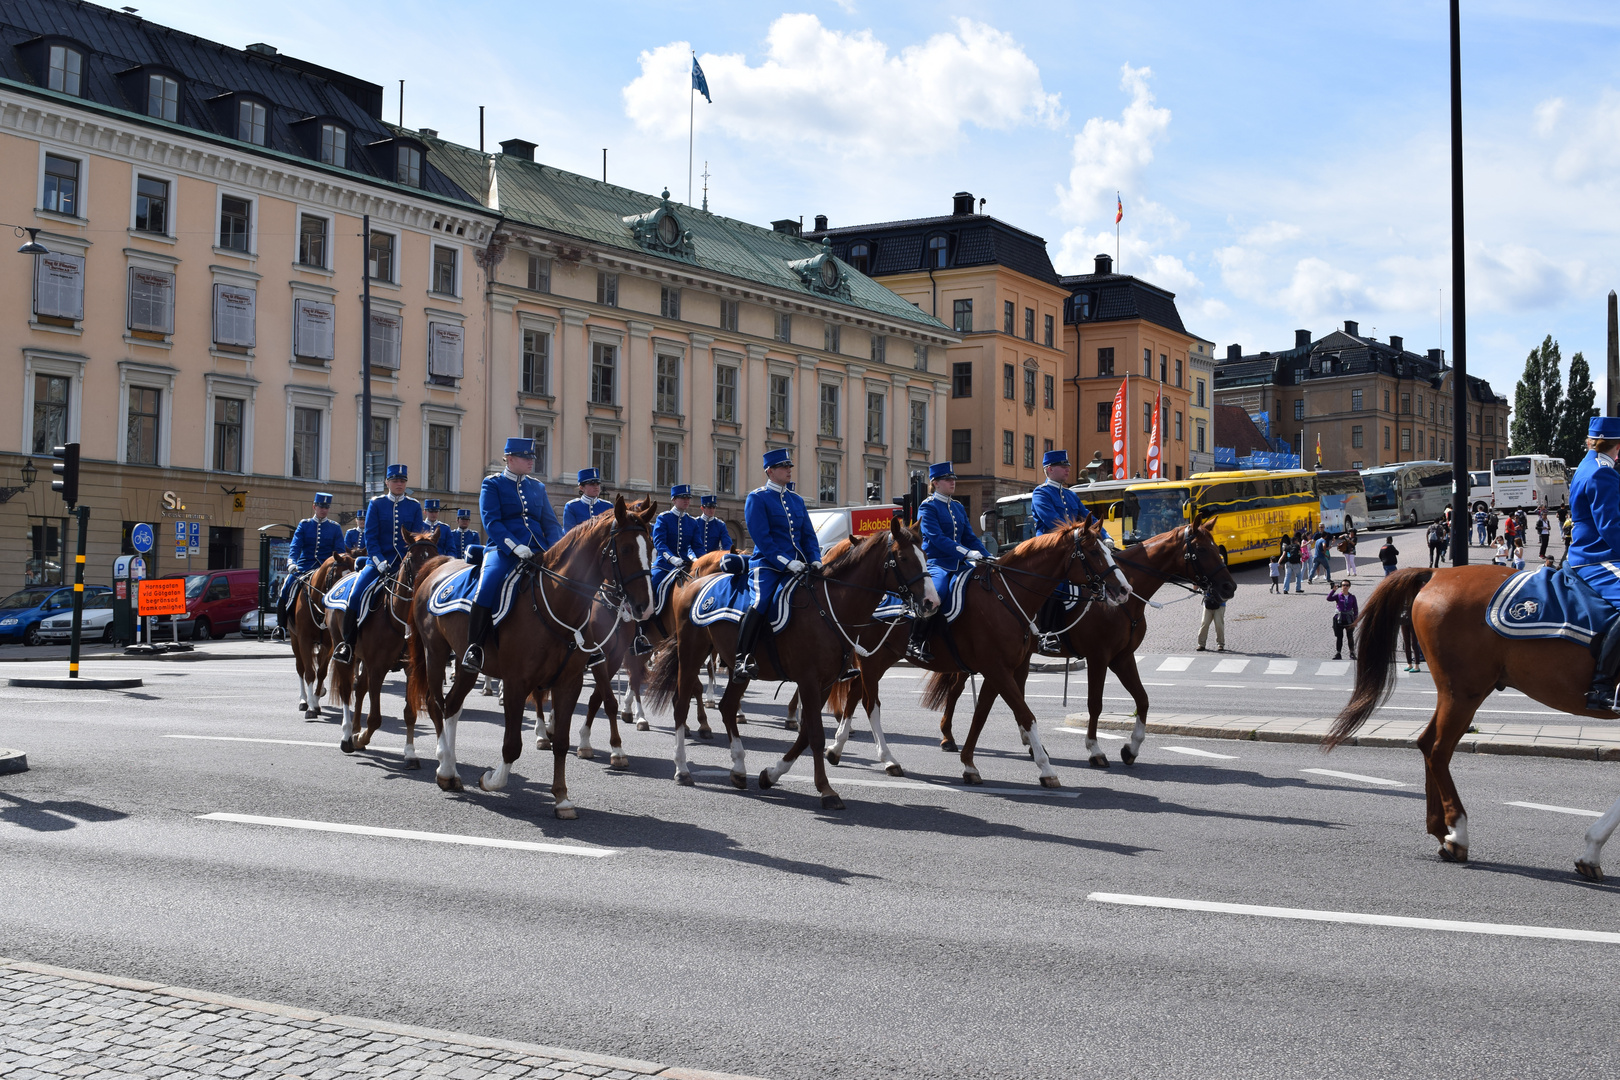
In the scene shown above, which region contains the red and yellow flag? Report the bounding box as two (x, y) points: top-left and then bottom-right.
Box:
(1115, 194), (1123, 224)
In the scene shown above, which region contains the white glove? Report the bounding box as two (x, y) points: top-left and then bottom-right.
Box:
(787, 560), (807, 573)
(671, 556), (686, 568)
(513, 544), (534, 561)
(811, 560), (823, 572)
(286, 559), (298, 572)
(966, 550), (984, 563)
(372, 557), (389, 572)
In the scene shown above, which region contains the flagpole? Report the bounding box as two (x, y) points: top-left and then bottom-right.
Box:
(688, 51), (695, 206)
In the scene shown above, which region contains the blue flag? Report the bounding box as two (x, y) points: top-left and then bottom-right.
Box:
(692, 56), (712, 103)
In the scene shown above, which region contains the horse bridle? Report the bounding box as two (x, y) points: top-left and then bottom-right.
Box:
(595, 518), (652, 612)
(1179, 523), (1216, 594)
(813, 532), (933, 618)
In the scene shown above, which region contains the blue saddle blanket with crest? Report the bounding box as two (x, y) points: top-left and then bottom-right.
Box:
(322, 570), (380, 623)
(424, 561), (524, 625)
(690, 572), (799, 632)
(933, 567), (975, 623)
(1486, 567), (1618, 646)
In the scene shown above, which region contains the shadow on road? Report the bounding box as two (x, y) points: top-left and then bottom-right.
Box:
(0, 792), (129, 832)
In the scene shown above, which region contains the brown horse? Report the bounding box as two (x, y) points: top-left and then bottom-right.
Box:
(326, 530), (442, 758)
(1328, 564), (1616, 865)
(916, 520), (1131, 786)
(405, 497), (656, 819)
(645, 518), (934, 809)
(290, 551), (354, 719)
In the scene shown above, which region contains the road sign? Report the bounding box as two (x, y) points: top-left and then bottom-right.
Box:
(131, 557), (145, 580)
(188, 521), (201, 555)
(232, 492), (246, 512)
(131, 522), (153, 553)
(137, 577), (187, 617)
(175, 521), (186, 543)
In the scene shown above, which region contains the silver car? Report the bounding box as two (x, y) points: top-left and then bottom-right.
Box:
(37, 592), (118, 643)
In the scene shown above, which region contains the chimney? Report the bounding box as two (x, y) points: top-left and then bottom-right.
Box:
(1294, 328), (1311, 349)
(1227, 343), (1243, 361)
(1343, 319), (1360, 337)
(245, 42), (278, 56)
(813, 214), (828, 232)
(499, 138), (536, 161)
(1428, 348), (1444, 363)
(1094, 253), (1113, 276)
(1389, 335), (1403, 353)
(952, 191), (975, 215)
(418, 127), (438, 139)
(771, 219), (801, 237)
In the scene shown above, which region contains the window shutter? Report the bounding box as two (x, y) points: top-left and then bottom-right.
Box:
(127, 267), (175, 333)
(428, 322), (464, 378)
(293, 299), (336, 360)
(212, 284), (257, 347)
(369, 311), (401, 370)
(33, 253), (85, 320)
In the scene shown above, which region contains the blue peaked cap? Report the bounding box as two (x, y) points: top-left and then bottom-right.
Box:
(455, 507), (470, 518)
(423, 499), (441, 511)
(670, 484), (692, 499)
(928, 461), (956, 481)
(312, 492), (333, 506)
(1043, 449), (1069, 467)
(1590, 417), (1620, 439)
(700, 494), (717, 506)
(577, 467), (600, 484)
(504, 437), (535, 458)
(762, 447), (793, 469)
(386, 463), (407, 479)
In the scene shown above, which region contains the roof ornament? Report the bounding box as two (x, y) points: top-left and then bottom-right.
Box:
(623, 191), (695, 260)
(789, 242), (851, 299)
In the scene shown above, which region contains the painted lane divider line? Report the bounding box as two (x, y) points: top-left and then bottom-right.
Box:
(1050, 729), (1125, 740)
(1087, 892), (1620, 944)
(165, 734), (334, 748)
(1302, 767), (1404, 786)
(1160, 746), (1238, 760)
(197, 813), (617, 857)
(1204, 684), (1243, 689)
(1506, 801), (1603, 818)
(693, 769), (1081, 799)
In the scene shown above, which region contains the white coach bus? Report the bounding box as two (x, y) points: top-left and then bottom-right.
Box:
(1491, 455), (1570, 513)
(1361, 461), (1453, 527)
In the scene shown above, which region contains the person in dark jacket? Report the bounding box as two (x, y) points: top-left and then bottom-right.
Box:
(1329, 580), (1358, 660)
(1379, 536), (1399, 576)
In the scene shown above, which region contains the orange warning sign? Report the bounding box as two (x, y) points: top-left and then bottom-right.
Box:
(138, 577), (188, 617)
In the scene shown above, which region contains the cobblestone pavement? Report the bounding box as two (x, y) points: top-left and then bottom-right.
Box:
(0, 960), (758, 1080)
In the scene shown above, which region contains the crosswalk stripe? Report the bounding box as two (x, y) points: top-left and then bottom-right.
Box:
(1316, 661), (1351, 676)
(1506, 801), (1603, 818)
(1156, 656), (1193, 672)
(1302, 767), (1403, 786)
(1161, 746), (1238, 760)
(1265, 659), (1298, 675)
(1211, 658), (1250, 674)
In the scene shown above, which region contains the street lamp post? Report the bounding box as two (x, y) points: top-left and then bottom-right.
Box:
(1447, 0), (1471, 567)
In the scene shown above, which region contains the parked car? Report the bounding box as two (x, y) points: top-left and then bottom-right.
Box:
(37, 592), (118, 644)
(0, 584), (114, 646)
(238, 608), (278, 638)
(159, 569), (262, 640)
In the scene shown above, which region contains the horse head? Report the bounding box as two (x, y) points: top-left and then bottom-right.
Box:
(398, 526), (443, 585)
(887, 517), (938, 615)
(602, 494), (657, 622)
(1185, 513), (1236, 600)
(1072, 519), (1132, 607)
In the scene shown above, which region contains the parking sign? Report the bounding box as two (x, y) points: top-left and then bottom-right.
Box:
(188, 521), (201, 555)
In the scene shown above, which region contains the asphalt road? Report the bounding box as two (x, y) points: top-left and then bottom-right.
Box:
(4, 645), (1620, 1080)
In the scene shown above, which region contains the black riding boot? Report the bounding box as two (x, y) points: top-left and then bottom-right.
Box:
(906, 613), (934, 665)
(1588, 629), (1620, 712)
(731, 606), (765, 681)
(332, 604), (359, 664)
(274, 592), (290, 640)
(462, 603), (492, 674)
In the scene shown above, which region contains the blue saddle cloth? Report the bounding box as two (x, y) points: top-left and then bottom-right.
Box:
(874, 592), (909, 621)
(1486, 567), (1618, 646)
(937, 567), (974, 624)
(425, 562), (524, 625)
(322, 570), (379, 622)
(690, 572), (798, 632)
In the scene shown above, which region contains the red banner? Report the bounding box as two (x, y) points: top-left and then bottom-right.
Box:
(1109, 379), (1128, 480)
(1147, 389), (1163, 479)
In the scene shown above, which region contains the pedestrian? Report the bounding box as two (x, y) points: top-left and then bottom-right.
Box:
(1536, 511), (1551, 559)
(1329, 580), (1358, 660)
(1283, 535), (1304, 593)
(1487, 510), (1499, 546)
(1426, 520), (1444, 568)
(1197, 589), (1227, 652)
(1340, 525), (1359, 576)
(1492, 539), (1510, 565)
(1307, 534), (1334, 585)
(1563, 515), (1574, 551)
(1268, 555), (1281, 593)
(1504, 512), (1519, 550)
(1379, 535), (1399, 576)
(1513, 543), (1526, 571)
(1543, 555), (1557, 569)
(1400, 607), (1425, 673)
(1473, 507), (1488, 547)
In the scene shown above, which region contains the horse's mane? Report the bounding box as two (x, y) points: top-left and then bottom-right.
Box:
(1007, 521), (1084, 560)
(821, 522), (916, 577)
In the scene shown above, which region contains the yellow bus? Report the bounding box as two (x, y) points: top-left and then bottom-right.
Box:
(1121, 469), (1319, 566)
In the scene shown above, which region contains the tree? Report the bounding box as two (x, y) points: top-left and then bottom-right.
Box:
(1510, 335), (1562, 455)
(1555, 350), (1597, 467)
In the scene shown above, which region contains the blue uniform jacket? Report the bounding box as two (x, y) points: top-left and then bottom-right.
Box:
(447, 526), (480, 559)
(289, 516), (344, 572)
(562, 496), (613, 532)
(363, 494), (426, 567)
(1031, 481), (1092, 534)
(691, 514), (733, 555)
(744, 482), (820, 570)
(480, 471), (564, 555)
(1569, 450), (1620, 567)
(919, 493), (988, 574)
(424, 520), (456, 557)
(653, 510), (699, 568)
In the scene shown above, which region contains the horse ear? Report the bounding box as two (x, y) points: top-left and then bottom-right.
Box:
(890, 516), (904, 541)
(613, 494), (628, 525)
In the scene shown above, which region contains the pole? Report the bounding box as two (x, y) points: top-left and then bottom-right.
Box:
(1448, 0), (1469, 567)
(688, 55), (695, 207)
(398, 81), (403, 127)
(67, 505), (87, 678)
(602, 148), (607, 183)
(362, 215), (373, 502)
(1607, 289), (1618, 417)
(478, 105), (484, 154)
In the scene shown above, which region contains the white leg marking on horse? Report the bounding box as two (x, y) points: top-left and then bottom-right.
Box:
(730, 735), (746, 777)
(766, 755), (795, 783)
(437, 709), (461, 779)
(1085, 737), (1101, 758)
(1026, 723), (1056, 778)
(832, 711), (853, 757)
(1445, 813), (1469, 850)
(1581, 795), (1620, 870)
(1129, 715), (1147, 755)
(673, 724), (690, 781)
(868, 704), (900, 770)
(481, 759), (511, 791)
(339, 703), (353, 746)
(578, 722), (593, 755)
(403, 735), (418, 765)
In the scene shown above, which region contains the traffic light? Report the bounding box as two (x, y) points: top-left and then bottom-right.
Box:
(51, 442), (79, 508)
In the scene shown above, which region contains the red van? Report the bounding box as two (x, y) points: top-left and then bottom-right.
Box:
(164, 569), (262, 639)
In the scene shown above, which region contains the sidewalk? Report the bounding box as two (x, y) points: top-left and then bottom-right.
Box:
(0, 957), (761, 1080)
(0, 639), (287, 664)
(1065, 712), (1620, 761)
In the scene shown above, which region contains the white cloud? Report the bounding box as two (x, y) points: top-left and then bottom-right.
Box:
(1056, 64), (1169, 225)
(621, 15), (1062, 157)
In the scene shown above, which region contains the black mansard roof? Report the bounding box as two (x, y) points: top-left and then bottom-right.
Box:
(1059, 264), (1188, 336)
(804, 206), (1061, 285)
(1214, 323), (1505, 404)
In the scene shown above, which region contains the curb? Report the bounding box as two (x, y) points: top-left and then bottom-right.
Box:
(0, 648), (286, 664)
(0, 956), (766, 1080)
(0, 747), (26, 774)
(7, 675), (144, 690)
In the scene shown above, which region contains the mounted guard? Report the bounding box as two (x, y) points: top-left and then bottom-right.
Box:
(735, 448), (821, 679)
(1030, 449), (1099, 651)
(563, 468), (614, 531)
(907, 461), (989, 664)
(446, 507), (480, 558)
(332, 465), (424, 665)
(421, 499), (456, 557)
(638, 484), (700, 654)
(691, 494), (733, 555)
(276, 492), (343, 637)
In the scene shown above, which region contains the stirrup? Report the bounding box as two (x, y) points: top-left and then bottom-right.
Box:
(1586, 687), (1618, 713)
(461, 643), (484, 675)
(585, 646), (606, 667)
(734, 652), (757, 678)
(332, 640), (353, 664)
(1037, 633), (1065, 656)
(839, 666), (861, 682)
(630, 633), (653, 657)
(905, 643), (933, 665)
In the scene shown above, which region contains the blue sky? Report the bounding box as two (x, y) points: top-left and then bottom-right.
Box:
(137, 0), (1620, 402)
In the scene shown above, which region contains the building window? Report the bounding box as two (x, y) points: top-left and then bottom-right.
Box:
(1349, 425), (1363, 449)
(396, 145), (422, 187)
(715, 447), (737, 495)
(775, 312), (792, 343)
(1098, 347), (1114, 377)
(1003, 429), (1015, 464)
(135, 176), (169, 234)
(369, 311), (400, 370)
(1401, 429), (1412, 452)
(661, 286), (681, 319)
(1384, 390), (1391, 411)
(1096, 401), (1110, 433)
(427, 423), (452, 490)
(719, 299), (739, 331)
(1350, 388), (1364, 411)
(1196, 378), (1206, 407)
(914, 343), (929, 371)
(218, 195), (251, 252)
(1417, 393), (1424, 417)
(1023, 434), (1036, 469)
(146, 74), (178, 122)
(1044, 439), (1054, 456)
(1384, 426), (1391, 450)
(769, 374), (791, 431)
(1144, 402), (1153, 433)
(716, 365), (737, 422)
(818, 460), (839, 504)
(521, 329), (550, 395)
(319, 124), (347, 167)
(867, 466), (884, 500)
(48, 46), (82, 95)
(909, 399), (927, 451)
(1160, 354), (1168, 382)
(591, 432), (616, 483)
(43, 154), (80, 216)
(870, 334), (886, 363)
(951, 429), (972, 463)
(819, 383), (839, 436)
(427, 322), (463, 385)
(236, 100), (266, 145)
(927, 234), (948, 268)
(520, 423), (550, 476)
(33, 374), (69, 456)
(1044, 314), (1055, 348)
(1294, 399), (1305, 421)
(1003, 364), (1014, 399)
(866, 392), (884, 444)
(848, 243), (871, 273)
(289, 405), (320, 478)
(952, 362), (973, 398)
(368, 417), (390, 474)
(1143, 347), (1151, 375)
(1484, 414), (1494, 436)
(1402, 393), (1411, 414)
(824, 323), (841, 353)
(1044, 373), (1055, 409)
(590, 342), (616, 404)
(1024, 368), (1036, 408)
(431, 246), (457, 295)
(1003, 300), (1015, 334)
(126, 387), (162, 465)
(368, 231), (395, 282)
(527, 255), (551, 293)
(1195, 421), (1206, 453)
(1024, 307), (1035, 341)
(953, 299), (973, 333)
(1173, 358), (1182, 387)
(127, 268), (175, 334)
(656, 354), (681, 414)
(656, 440), (680, 490)
(1174, 411), (1183, 441)
(596, 271), (618, 306)
(298, 215), (327, 268)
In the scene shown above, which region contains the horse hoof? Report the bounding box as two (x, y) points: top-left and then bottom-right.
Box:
(537, 737), (552, 751)
(677, 771), (695, 787)
(963, 771), (982, 785)
(1089, 754), (1109, 769)
(941, 739), (958, 753)
(610, 755), (630, 769)
(305, 709), (321, 720)
(1119, 745), (1138, 766)
(759, 769), (776, 791)
(1576, 860), (1604, 882)
(298, 699), (307, 711)
(885, 763), (905, 777)
(403, 758), (421, 771)
(555, 805), (578, 820)
(784, 719), (798, 732)
(730, 771), (748, 790)
(436, 774), (464, 792)
(697, 728), (714, 741)
(340, 737), (355, 755)
(635, 720), (650, 731)
(737, 715), (748, 725)
(577, 747), (594, 760)
(1039, 775), (1062, 789)
(826, 749), (841, 767)
(820, 793), (846, 811)
(1438, 842), (1469, 863)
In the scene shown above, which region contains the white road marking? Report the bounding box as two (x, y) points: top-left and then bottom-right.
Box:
(1157, 656), (1193, 672)
(164, 734), (334, 748)
(198, 813), (617, 857)
(1204, 684), (1243, 689)
(1050, 728), (1124, 740)
(695, 769), (1081, 799)
(1265, 660), (1297, 675)
(1211, 658), (1249, 674)
(1302, 767), (1404, 786)
(1161, 746), (1238, 760)
(1088, 893), (1620, 944)
(1507, 801), (1603, 818)
(1316, 661), (1351, 676)
(1269, 685), (1316, 691)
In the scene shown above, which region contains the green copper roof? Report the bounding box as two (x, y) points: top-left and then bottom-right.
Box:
(414, 131), (949, 334)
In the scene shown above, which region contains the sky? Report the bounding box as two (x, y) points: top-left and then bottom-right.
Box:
(130, 0), (1620, 403)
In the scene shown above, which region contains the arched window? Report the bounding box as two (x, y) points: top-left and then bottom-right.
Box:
(848, 242), (871, 274)
(48, 45), (83, 96)
(926, 235), (948, 268)
(319, 124), (347, 168)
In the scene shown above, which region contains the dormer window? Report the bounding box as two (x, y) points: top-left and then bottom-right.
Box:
(848, 242), (871, 274)
(48, 45), (82, 95)
(396, 145), (421, 187)
(147, 74), (178, 121)
(237, 100), (266, 145)
(320, 124), (347, 168)
(622, 191), (696, 260)
(926, 234), (948, 268)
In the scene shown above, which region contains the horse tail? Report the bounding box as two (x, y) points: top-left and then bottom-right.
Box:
(919, 670), (962, 711)
(1328, 568), (1433, 748)
(405, 617), (429, 720)
(644, 636), (682, 713)
(827, 674), (853, 718)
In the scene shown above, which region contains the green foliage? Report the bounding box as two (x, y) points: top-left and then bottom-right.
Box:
(1510, 336), (1562, 457)
(1556, 350), (1597, 467)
